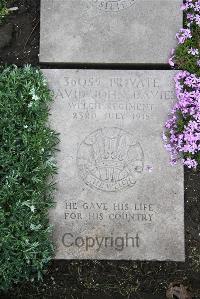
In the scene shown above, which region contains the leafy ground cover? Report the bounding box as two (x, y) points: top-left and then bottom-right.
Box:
(164, 0), (200, 169)
(0, 65), (59, 291)
(169, 1), (200, 77)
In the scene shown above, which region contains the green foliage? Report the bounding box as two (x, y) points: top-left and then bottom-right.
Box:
(176, 110), (185, 133)
(0, 0), (9, 24)
(175, 110), (192, 134)
(0, 66), (59, 290)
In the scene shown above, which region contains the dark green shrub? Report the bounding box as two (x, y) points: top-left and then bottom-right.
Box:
(0, 66), (59, 290)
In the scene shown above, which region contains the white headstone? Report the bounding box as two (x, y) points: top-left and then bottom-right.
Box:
(40, 0), (182, 64)
(43, 69), (185, 261)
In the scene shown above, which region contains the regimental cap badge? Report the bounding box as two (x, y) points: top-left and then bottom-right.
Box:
(77, 127), (144, 192)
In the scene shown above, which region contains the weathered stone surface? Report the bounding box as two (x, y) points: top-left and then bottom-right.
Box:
(40, 0), (182, 64)
(0, 23), (13, 49)
(43, 69), (184, 261)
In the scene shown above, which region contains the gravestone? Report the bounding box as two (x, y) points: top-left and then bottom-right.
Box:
(43, 69), (185, 261)
(40, 0), (182, 64)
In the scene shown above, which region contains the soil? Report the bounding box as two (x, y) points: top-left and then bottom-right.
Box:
(0, 0), (39, 66)
(0, 1), (200, 299)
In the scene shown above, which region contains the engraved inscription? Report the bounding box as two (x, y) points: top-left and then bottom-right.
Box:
(77, 127), (144, 192)
(92, 0), (135, 11)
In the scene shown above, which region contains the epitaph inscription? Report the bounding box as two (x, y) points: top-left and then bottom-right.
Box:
(43, 69), (185, 261)
(91, 0), (135, 11)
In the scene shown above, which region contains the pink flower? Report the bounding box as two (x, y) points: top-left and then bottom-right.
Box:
(188, 47), (199, 56)
(183, 158), (198, 169)
(169, 56), (175, 67)
(176, 28), (192, 44)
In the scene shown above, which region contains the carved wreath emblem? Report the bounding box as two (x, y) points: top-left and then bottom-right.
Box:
(77, 127), (144, 192)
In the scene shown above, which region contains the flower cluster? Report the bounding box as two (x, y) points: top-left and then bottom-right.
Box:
(181, 0), (200, 22)
(165, 0), (200, 169)
(176, 28), (192, 44)
(168, 0), (200, 73)
(163, 71), (200, 168)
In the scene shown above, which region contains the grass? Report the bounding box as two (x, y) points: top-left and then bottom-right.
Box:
(0, 65), (59, 291)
